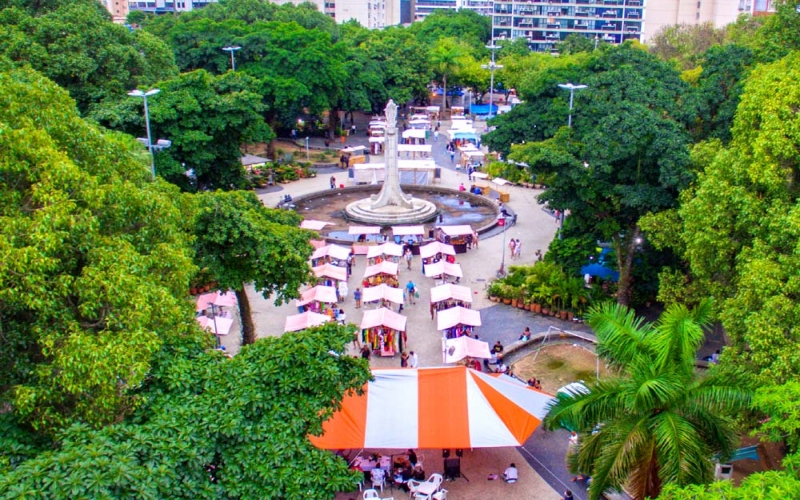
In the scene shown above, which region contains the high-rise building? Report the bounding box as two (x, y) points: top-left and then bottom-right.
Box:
(100, 0), (129, 23)
(492, 0), (645, 53)
(127, 0), (213, 14)
(642, 0), (774, 41)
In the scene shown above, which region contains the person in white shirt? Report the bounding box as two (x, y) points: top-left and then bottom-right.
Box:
(409, 351), (418, 368)
(503, 463), (518, 483)
(337, 309), (346, 325)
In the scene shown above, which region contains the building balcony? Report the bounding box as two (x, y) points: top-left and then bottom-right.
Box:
(602, 10), (618, 16)
(601, 22), (617, 29)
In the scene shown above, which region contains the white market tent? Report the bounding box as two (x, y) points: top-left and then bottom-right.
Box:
(349, 225), (382, 235)
(284, 311), (332, 332)
(443, 336), (491, 364)
(300, 220), (332, 231)
(367, 242), (404, 259)
(196, 315), (234, 336)
(438, 225), (475, 236)
(471, 172), (489, 180)
(360, 307), (407, 331)
(430, 284), (473, 304)
(364, 261), (400, 278)
(392, 225), (426, 237)
(195, 290), (237, 313)
(424, 261), (463, 279)
(312, 263), (348, 282)
(296, 285), (338, 307)
(437, 306), (482, 331)
(402, 129), (427, 140)
(311, 244), (351, 261)
(419, 241), (456, 259)
(362, 284), (405, 306)
(352, 161), (437, 185)
(492, 177), (511, 186)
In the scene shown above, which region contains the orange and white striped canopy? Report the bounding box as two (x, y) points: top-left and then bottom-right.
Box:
(310, 366), (554, 449)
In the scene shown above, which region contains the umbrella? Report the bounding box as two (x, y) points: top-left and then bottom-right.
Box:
(580, 263), (619, 282)
(309, 366), (555, 449)
(443, 336), (491, 364)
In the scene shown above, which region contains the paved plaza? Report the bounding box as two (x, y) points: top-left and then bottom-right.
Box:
(221, 117), (594, 499)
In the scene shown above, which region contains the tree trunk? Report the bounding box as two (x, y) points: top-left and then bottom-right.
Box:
(235, 285), (257, 345)
(329, 106), (342, 139)
(442, 74), (447, 112)
(613, 225), (640, 307)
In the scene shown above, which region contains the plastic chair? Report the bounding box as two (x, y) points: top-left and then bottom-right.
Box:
(363, 489), (380, 500)
(414, 494), (431, 500)
(428, 473), (443, 490)
(371, 468), (386, 494)
(407, 479), (423, 498)
(432, 489), (448, 500)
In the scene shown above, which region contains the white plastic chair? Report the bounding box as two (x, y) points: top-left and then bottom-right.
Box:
(414, 494), (432, 500)
(428, 473), (443, 491)
(407, 479), (423, 498)
(432, 489), (448, 500)
(371, 468), (386, 494)
(363, 489), (380, 500)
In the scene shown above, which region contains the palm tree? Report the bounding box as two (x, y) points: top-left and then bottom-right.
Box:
(543, 300), (751, 500)
(429, 38), (466, 112)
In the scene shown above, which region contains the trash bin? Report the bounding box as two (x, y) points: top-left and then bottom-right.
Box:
(499, 192), (510, 203)
(480, 186), (490, 196)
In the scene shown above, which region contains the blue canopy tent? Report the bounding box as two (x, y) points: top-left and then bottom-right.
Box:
(450, 131), (478, 143)
(469, 103), (498, 116)
(580, 263), (619, 282)
(434, 88), (464, 96)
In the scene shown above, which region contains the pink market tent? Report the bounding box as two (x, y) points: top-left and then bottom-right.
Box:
(430, 284), (473, 304)
(360, 307), (407, 332)
(438, 225), (474, 237)
(437, 306), (481, 331)
(424, 261), (463, 279)
(364, 261), (399, 278)
(195, 291), (238, 313)
(310, 239), (327, 249)
(443, 336), (491, 363)
(309, 366), (554, 449)
(196, 315), (234, 336)
(313, 264), (348, 282)
(419, 242), (456, 259)
(349, 225), (381, 235)
(367, 242), (404, 259)
(296, 285), (338, 307)
(362, 284), (405, 305)
(300, 220), (332, 231)
(392, 225), (425, 236)
(311, 244), (351, 261)
(284, 311), (332, 332)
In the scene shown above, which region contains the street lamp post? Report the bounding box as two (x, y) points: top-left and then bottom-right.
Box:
(557, 82), (587, 128)
(222, 45), (241, 71)
(482, 44), (504, 120)
(208, 302), (221, 347)
(498, 215), (509, 277)
(128, 88), (161, 179)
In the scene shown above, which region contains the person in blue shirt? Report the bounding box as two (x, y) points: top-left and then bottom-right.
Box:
(405, 280), (416, 305)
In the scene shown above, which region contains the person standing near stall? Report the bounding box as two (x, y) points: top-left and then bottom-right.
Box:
(404, 248), (413, 270)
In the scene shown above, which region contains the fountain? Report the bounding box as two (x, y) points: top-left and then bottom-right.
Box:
(344, 100), (439, 225)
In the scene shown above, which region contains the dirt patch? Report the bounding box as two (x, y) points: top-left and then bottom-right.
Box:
(511, 343), (607, 394)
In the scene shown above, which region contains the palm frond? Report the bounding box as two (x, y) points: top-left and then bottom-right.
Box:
(589, 417), (653, 500)
(651, 411), (710, 487)
(648, 301), (710, 374)
(588, 302), (653, 369)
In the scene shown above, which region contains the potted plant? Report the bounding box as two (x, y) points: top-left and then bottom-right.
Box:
(499, 285), (514, 305)
(523, 298), (531, 311)
(487, 282), (502, 302)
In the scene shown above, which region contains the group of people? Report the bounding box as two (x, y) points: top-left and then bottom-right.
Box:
(400, 350), (419, 368)
(508, 237), (522, 259)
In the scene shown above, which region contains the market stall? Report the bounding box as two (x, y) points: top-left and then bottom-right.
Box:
(310, 244), (351, 268)
(437, 306), (481, 339)
(363, 261), (400, 288)
(195, 290), (237, 313)
(351, 161), (437, 186)
(362, 283), (405, 308)
(366, 242), (404, 264)
(348, 225), (382, 243)
(313, 263), (348, 287)
(300, 219), (332, 231)
(419, 241), (456, 271)
(443, 335), (491, 364)
(423, 260), (463, 283)
(397, 144), (432, 160)
(401, 128), (427, 145)
(392, 225), (426, 248)
(435, 225), (476, 253)
(430, 284), (473, 317)
(360, 307), (408, 357)
(296, 285), (338, 314)
(196, 315), (234, 337)
(284, 311), (332, 333)
(492, 177), (511, 203)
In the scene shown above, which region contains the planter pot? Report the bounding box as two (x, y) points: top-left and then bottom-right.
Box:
(550, 310), (557, 317)
(502, 298), (512, 305)
(190, 287), (198, 295)
(523, 304), (531, 311)
(534, 184), (542, 189)
(490, 296), (499, 302)
(559, 311), (568, 320)
(541, 308), (550, 316)
(517, 301), (525, 309)
(566, 311), (575, 321)
(533, 303), (542, 314)
(511, 299), (518, 308)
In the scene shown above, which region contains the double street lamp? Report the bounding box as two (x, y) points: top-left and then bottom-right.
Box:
(128, 88), (171, 179)
(482, 44), (504, 119)
(222, 45), (241, 71)
(557, 82), (587, 128)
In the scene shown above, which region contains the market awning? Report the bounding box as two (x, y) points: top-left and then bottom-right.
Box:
(471, 172), (489, 179)
(195, 290), (238, 313)
(284, 311), (332, 332)
(398, 144), (432, 152)
(367, 242), (404, 258)
(419, 241), (456, 259)
(311, 244), (351, 261)
(296, 285), (338, 307)
(369, 137), (385, 143)
(196, 315), (234, 336)
(392, 225), (426, 237)
(360, 307), (407, 331)
(349, 225), (382, 235)
(402, 129), (427, 139)
(443, 336), (491, 363)
(424, 261), (463, 279)
(362, 284), (405, 305)
(437, 306), (481, 330)
(430, 284), (473, 304)
(438, 225), (474, 236)
(309, 366), (553, 449)
(342, 146), (368, 154)
(300, 220), (332, 231)
(241, 154), (268, 167)
(364, 261), (399, 278)
(312, 264), (348, 281)
(492, 178), (511, 186)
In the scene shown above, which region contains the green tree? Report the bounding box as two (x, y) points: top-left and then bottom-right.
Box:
(544, 300), (751, 500)
(0, 323), (371, 499)
(408, 9), (491, 49)
(0, 66), (203, 434)
(429, 37), (468, 111)
(192, 190), (314, 345)
(90, 69), (272, 191)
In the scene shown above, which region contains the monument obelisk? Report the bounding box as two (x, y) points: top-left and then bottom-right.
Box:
(370, 99), (413, 209)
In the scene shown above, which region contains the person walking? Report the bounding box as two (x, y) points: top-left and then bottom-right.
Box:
(330, 175), (336, 189)
(409, 351), (418, 368)
(405, 280), (417, 305)
(450, 149), (455, 164)
(514, 238), (522, 259)
(401, 351), (409, 367)
(508, 238), (516, 259)
(404, 248), (413, 270)
(361, 344), (371, 360)
(433, 128), (439, 142)
(338, 280), (349, 302)
(353, 287), (362, 308)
